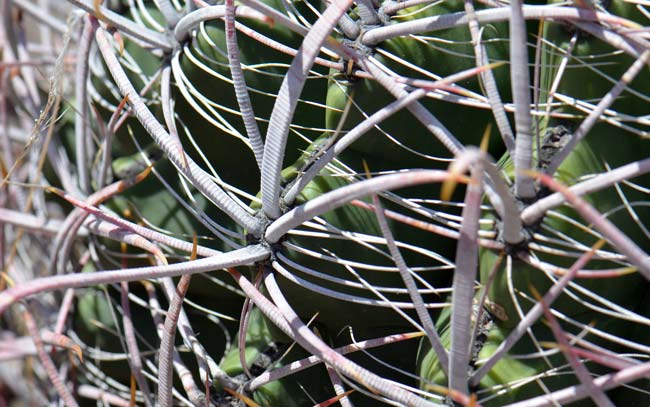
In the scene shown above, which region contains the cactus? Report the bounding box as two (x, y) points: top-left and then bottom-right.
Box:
(0, 0), (649, 406)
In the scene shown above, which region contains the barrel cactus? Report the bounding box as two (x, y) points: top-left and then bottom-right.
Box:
(1, 0), (649, 406)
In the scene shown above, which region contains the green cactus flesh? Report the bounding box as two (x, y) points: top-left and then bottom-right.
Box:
(29, 0), (650, 405)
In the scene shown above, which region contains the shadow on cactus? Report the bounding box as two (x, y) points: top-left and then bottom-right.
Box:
(0, 0), (649, 406)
